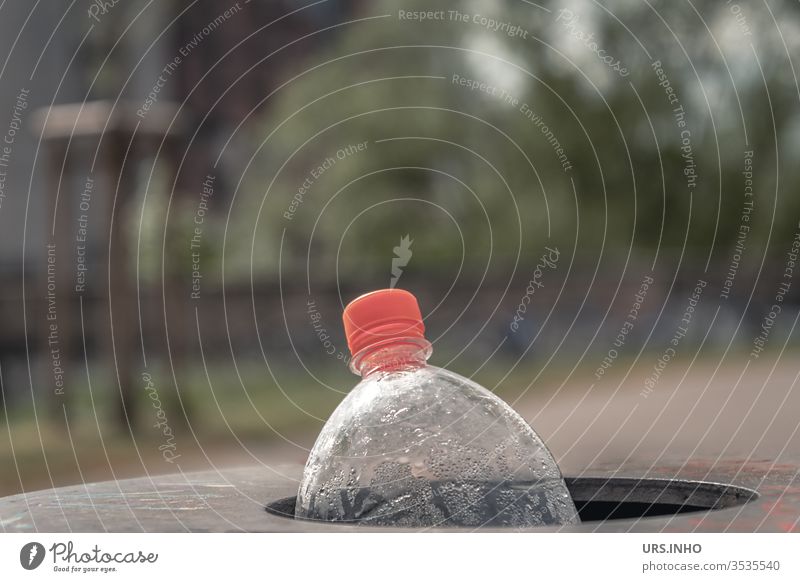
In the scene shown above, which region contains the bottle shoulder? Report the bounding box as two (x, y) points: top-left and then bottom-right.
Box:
(351, 364), (494, 398)
(317, 364), (546, 458)
(340, 365), (506, 420)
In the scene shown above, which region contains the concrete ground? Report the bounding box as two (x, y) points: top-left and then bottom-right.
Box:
(521, 354), (800, 475)
(2, 351), (797, 498)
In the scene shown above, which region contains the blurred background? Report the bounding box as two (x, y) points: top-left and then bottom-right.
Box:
(1, 0), (799, 497)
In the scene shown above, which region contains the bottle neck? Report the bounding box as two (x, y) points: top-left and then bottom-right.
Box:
(349, 337), (433, 378)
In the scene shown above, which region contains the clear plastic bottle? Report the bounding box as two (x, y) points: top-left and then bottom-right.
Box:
(295, 289), (579, 527)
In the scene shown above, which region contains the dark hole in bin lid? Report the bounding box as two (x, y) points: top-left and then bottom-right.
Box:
(265, 477), (758, 525)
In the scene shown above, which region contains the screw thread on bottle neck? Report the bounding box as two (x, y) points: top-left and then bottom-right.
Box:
(350, 337), (432, 377)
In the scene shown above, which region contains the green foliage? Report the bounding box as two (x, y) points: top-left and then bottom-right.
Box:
(220, 0), (800, 283)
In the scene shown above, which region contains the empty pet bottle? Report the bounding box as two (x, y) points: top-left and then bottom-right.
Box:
(296, 289), (579, 527)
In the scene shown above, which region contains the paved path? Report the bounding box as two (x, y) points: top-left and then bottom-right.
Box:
(517, 356), (800, 474)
